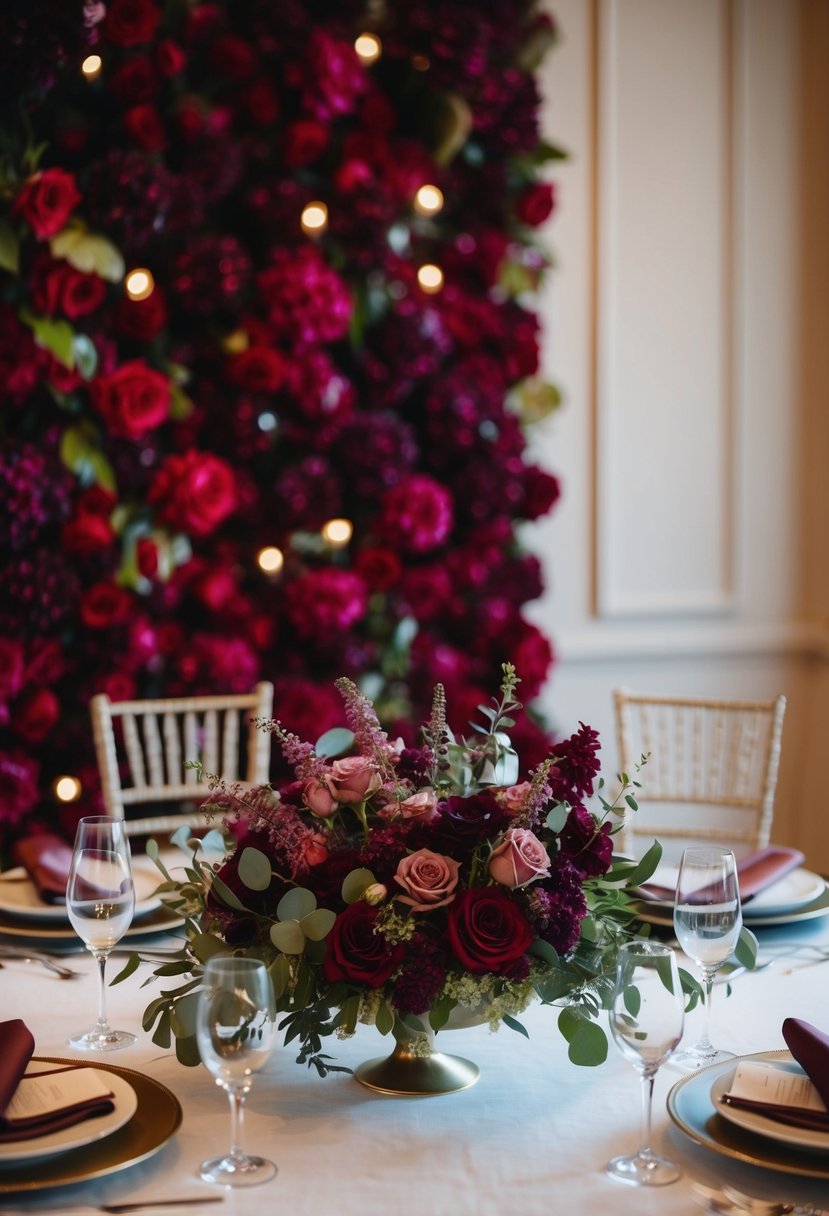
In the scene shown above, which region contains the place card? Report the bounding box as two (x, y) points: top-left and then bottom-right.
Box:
(724, 1061), (827, 1115)
(2, 1064), (114, 1130)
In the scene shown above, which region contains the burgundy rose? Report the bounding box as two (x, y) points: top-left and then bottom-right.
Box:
(103, 0), (161, 47)
(80, 581), (132, 629)
(110, 56), (158, 103)
(353, 547), (402, 592)
(60, 512), (115, 555)
(447, 888), (533, 974)
(322, 902), (404, 987)
(437, 793), (511, 843)
(136, 537), (158, 578)
(113, 287), (168, 341)
(30, 257), (106, 319)
(225, 346), (286, 392)
(155, 39), (186, 78)
(379, 475), (454, 554)
(148, 450), (236, 537)
(521, 466), (561, 521)
(123, 103), (166, 150)
(257, 246), (352, 346)
(0, 749), (40, 827)
(514, 181), (556, 227)
(13, 169), (81, 239)
(283, 120), (329, 167)
(13, 687), (59, 744)
(90, 360), (170, 440)
(210, 34), (257, 81)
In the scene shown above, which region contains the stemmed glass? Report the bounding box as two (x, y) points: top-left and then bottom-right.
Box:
(606, 940), (685, 1186)
(672, 846), (742, 1069)
(196, 955), (277, 1187)
(66, 816), (136, 1051)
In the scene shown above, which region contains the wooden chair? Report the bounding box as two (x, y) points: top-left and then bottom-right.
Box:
(90, 682), (274, 835)
(613, 689), (786, 862)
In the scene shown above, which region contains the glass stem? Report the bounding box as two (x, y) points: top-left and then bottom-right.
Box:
(698, 966), (716, 1051)
(639, 1070), (655, 1158)
(226, 1087), (247, 1163)
(94, 951), (110, 1033)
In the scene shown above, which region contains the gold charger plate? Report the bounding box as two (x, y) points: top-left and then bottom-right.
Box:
(667, 1049), (829, 1180)
(0, 902), (184, 943)
(0, 1057), (182, 1194)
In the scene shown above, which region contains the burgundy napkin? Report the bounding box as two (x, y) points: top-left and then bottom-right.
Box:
(722, 1020), (829, 1133)
(0, 1018), (114, 1143)
(638, 845), (805, 903)
(12, 833), (73, 904)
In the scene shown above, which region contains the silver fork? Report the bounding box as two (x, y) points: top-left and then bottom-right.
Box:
(0, 947), (79, 978)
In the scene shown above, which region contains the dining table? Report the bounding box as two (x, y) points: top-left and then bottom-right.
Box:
(1, 861), (828, 1216)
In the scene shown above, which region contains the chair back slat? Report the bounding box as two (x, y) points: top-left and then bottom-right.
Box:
(143, 711), (164, 789)
(163, 711), (182, 787)
(221, 708), (240, 782)
(122, 713), (147, 790)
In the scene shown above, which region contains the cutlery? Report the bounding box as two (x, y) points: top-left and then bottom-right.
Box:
(694, 1181), (826, 1215)
(0, 1200), (223, 1214)
(0, 948), (79, 978)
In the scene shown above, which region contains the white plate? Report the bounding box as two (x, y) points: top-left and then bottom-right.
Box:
(711, 1060), (829, 1151)
(744, 868), (826, 916)
(0, 1066), (137, 1164)
(632, 881), (829, 928)
(0, 902), (184, 944)
(0, 861), (163, 924)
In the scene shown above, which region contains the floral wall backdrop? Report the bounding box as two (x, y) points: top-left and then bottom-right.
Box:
(0, 0), (564, 854)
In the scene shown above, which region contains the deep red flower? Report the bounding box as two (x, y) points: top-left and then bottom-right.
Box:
(61, 512), (115, 555)
(353, 547), (403, 592)
(285, 568), (368, 639)
(80, 581), (132, 629)
(13, 687), (59, 744)
(283, 120), (329, 167)
(514, 181), (556, 226)
(0, 749), (40, 827)
(110, 56), (159, 103)
(446, 888), (533, 974)
(13, 169), (81, 239)
(123, 103), (166, 150)
(136, 537), (158, 578)
(379, 474), (454, 554)
(155, 39), (186, 77)
(225, 346), (286, 392)
(30, 256), (107, 319)
(148, 450), (237, 537)
(89, 360), (170, 440)
(0, 640), (25, 704)
(323, 902), (405, 987)
(103, 0), (161, 47)
(113, 287), (168, 341)
(559, 805), (614, 879)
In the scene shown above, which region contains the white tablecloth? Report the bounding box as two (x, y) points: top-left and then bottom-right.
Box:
(2, 912), (829, 1216)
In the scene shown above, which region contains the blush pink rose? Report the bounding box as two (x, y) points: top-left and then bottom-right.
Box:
(303, 777), (337, 818)
(330, 756), (380, 804)
(394, 849), (461, 911)
(488, 828), (551, 889)
(398, 789), (438, 820)
(495, 782), (532, 816)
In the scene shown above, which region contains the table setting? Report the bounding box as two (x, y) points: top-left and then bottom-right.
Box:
(1, 673), (828, 1215)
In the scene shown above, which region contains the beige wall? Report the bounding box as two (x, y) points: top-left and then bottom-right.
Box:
(527, 0), (829, 869)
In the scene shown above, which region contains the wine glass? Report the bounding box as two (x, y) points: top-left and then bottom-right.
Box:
(672, 845), (742, 1069)
(196, 955), (277, 1187)
(66, 816), (136, 1051)
(606, 940), (685, 1186)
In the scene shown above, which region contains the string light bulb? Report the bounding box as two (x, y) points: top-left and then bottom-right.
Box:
(321, 518), (353, 547)
(54, 775), (82, 803)
(354, 33), (382, 64)
(124, 267), (155, 301)
(81, 54), (102, 79)
(414, 184), (444, 216)
(301, 201), (328, 236)
(257, 546), (284, 575)
(417, 263), (444, 294)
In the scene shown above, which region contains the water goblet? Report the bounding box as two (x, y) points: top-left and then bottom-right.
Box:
(672, 845), (742, 1069)
(66, 816), (136, 1051)
(606, 940), (685, 1186)
(196, 955), (278, 1187)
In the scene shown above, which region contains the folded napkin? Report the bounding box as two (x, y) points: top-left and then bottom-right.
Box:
(638, 845), (805, 903)
(783, 1018), (829, 1112)
(12, 833), (73, 904)
(0, 1019), (115, 1143)
(721, 1022), (829, 1133)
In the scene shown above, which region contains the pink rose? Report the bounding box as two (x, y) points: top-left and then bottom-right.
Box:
(398, 789), (438, 820)
(330, 756), (380, 804)
(489, 828), (551, 889)
(394, 849), (461, 912)
(496, 782), (532, 817)
(303, 777), (337, 818)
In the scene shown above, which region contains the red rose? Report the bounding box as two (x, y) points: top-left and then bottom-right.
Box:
(225, 346), (286, 392)
(353, 547), (402, 592)
(13, 169), (81, 239)
(148, 450), (237, 536)
(104, 0), (161, 46)
(514, 181), (556, 227)
(31, 258), (106, 320)
(123, 104), (166, 150)
(136, 537), (158, 577)
(322, 902), (405, 987)
(110, 56), (158, 103)
(61, 512), (115, 555)
(521, 465), (560, 521)
(90, 360), (170, 439)
(283, 120), (329, 167)
(446, 888), (533, 975)
(77, 486), (118, 517)
(155, 39), (186, 78)
(210, 34), (257, 80)
(113, 287), (168, 341)
(80, 581), (132, 629)
(13, 687), (60, 744)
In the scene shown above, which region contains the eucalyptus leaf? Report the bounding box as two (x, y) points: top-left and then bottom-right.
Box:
(566, 1018), (608, 1067)
(502, 1014), (529, 1039)
(623, 984), (641, 1017)
(270, 920), (306, 955)
(315, 727), (354, 758)
(0, 218), (20, 274)
(341, 867), (375, 904)
(300, 908), (336, 941)
(620, 841), (663, 888)
(375, 1001), (395, 1036)
(209, 872), (247, 911)
(109, 953), (141, 985)
(269, 953), (292, 999)
(545, 803), (569, 833)
(190, 932), (228, 963)
(238, 846), (273, 892)
(170, 991), (201, 1038)
(735, 925), (759, 970)
(175, 1033), (201, 1067)
(277, 887), (316, 922)
(528, 938), (559, 967)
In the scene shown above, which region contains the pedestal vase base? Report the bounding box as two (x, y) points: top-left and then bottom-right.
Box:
(354, 1041), (479, 1096)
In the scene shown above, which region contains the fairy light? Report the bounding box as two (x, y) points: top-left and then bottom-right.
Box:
(414, 184), (444, 216)
(81, 55), (102, 79)
(301, 201), (328, 236)
(257, 546), (284, 575)
(124, 268), (155, 301)
(354, 33), (382, 64)
(321, 518), (353, 547)
(417, 263), (444, 293)
(54, 775), (82, 803)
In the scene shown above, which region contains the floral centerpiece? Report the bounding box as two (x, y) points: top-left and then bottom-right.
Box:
(129, 664), (666, 1080)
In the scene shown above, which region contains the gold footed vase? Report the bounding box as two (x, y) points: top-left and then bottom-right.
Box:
(354, 1013), (481, 1096)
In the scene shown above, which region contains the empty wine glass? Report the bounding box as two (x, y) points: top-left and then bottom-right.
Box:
(196, 955), (277, 1187)
(67, 816), (136, 1051)
(672, 846), (742, 1069)
(606, 940), (685, 1186)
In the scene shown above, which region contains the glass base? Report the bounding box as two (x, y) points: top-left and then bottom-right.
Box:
(199, 1154), (277, 1187)
(68, 1027), (136, 1052)
(606, 1149), (681, 1187)
(669, 1042), (736, 1072)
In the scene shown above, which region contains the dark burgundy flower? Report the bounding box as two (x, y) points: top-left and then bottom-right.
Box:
(113, 286), (168, 341)
(80, 580), (132, 629)
(110, 56), (159, 103)
(392, 930), (448, 1015)
(225, 346), (286, 393)
(559, 805), (614, 879)
(285, 568), (368, 639)
(13, 169), (81, 239)
(550, 723), (602, 802)
(525, 855), (588, 954)
(434, 794), (511, 846)
(257, 247), (351, 346)
(13, 688), (60, 744)
(515, 181), (556, 226)
(123, 103), (166, 150)
(323, 902), (404, 987)
(378, 475), (454, 554)
(103, 0), (161, 47)
(520, 466), (561, 521)
(0, 640), (25, 704)
(283, 120), (329, 167)
(446, 888), (533, 975)
(0, 749), (40, 828)
(353, 547), (403, 593)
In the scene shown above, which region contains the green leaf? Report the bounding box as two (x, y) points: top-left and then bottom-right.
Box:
(566, 1016), (608, 1067)
(277, 887), (316, 922)
(109, 953), (141, 985)
(151, 1011), (172, 1050)
(508, 377), (562, 425)
(189, 932), (228, 964)
(270, 920), (306, 955)
(300, 907), (336, 941)
(735, 925), (759, 970)
(174, 1033), (201, 1067)
(169, 991), (201, 1038)
(0, 219), (20, 273)
(341, 867), (375, 904)
(238, 846), (273, 892)
(545, 804), (569, 834)
(209, 872), (247, 911)
(23, 312), (75, 368)
(620, 841), (663, 888)
(59, 424), (116, 491)
(269, 954), (292, 1000)
(315, 727), (354, 758)
(50, 222), (125, 281)
(528, 938), (559, 967)
(72, 333), (98, 380)
(623, 985), (641, 1017)
(375, 1001), (395, 1036)
(502, 1014), (529, 1039)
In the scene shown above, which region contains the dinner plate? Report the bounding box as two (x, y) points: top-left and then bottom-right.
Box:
(632, 881), (829, 929)
(0, 861), (163, 924)
(0, 901), (184, 944)
(0, 1065), (138, 1164)
(710, 1059), (829, 1152)
(667, 1050), (829, 1179)
(744, 868), (826, 916)
(0, 1057), (182, 1194)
